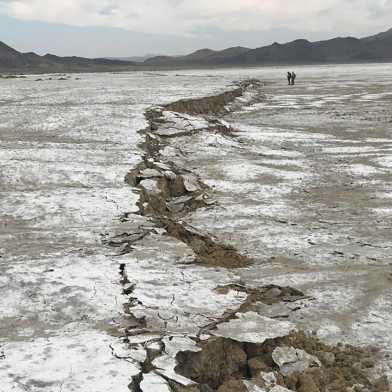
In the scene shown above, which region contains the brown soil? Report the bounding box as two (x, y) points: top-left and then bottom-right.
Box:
(216, 283), (308, 308)
(175, 332), (389, 392)
(163, 80), (261, 116)
(161, 220), (250, 268)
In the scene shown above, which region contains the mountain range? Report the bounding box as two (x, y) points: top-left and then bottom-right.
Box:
(1, 28), (392, 73)
(144, 28), (392, 67)
(0, 41), (136, 72)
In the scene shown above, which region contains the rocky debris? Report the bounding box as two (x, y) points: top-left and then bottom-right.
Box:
(272, 347), (321, 376)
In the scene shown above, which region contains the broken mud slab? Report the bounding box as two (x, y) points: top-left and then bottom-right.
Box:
(160, 219), (251, 268)
(125, 160), (210, 218)
(123, 158), (251, 268)
(121, 83), (258, 267)
(215, 284), (310, 314)
(174, 328), (389, 392)
(115, 80), (390, 392)
(118, 309), (389, 392)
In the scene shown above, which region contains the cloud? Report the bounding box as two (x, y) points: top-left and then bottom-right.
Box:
(1, 0), (392, 37)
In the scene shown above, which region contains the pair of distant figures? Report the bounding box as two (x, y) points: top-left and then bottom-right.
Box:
(287, 72), (296, 85)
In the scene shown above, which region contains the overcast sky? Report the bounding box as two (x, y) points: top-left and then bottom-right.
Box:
(1, 0), (391, 57)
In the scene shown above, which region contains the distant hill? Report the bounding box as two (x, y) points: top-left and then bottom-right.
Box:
(144, 46), (251, 66)
(144, 28), (392, 67)
(2, 27), (392, 73)
(106, 54), (161, 62)
(0, 41), (136, 72)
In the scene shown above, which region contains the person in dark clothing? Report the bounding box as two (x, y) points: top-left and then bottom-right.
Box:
(291, 72), (296, 85)
(287, 72), (292, 85)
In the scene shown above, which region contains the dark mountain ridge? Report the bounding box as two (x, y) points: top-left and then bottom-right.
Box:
(144, 28), (392, 67)
(0, 41), (136, 72)
(1, 27), (392, 72)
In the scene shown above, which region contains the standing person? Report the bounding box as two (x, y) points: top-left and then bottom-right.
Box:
(291, 72), (296, 85)
(287, 72), (292, 85)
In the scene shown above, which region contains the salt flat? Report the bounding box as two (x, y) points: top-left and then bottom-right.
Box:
(1, 64), (392, 391)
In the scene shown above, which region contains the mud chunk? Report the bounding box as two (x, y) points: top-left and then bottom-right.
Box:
(315, 351), (335, 366)
(139, 168), (163, 179)
(129, 372), (143, 392)
(248, 357), (269, 377)
(213, 312), (296, 344)
(169, 174), (187, 197)
(164, 171), (178, 181)
(297, 373), (320, 392)
(171, 195), (195, 205)
(146, 340), (163, 357)
(243, 380), (268, 392)
(374, 377), (389, 392)
(167, 202), (185, 214)
(260, 372), (277, 388)
(264, 287), (282, 298)
(360, 358), (375, 369)
(140, 372), (171, 392)
(217, 379), (248, 392)
(255, 303), (290, 319)
(272, 347), (321, 376)
(169, 381), (203, 392)
(155, 162), (172, 171)
(182, 174), (200, 193)
(139, 179), (162, 195)
(285, 373), (299, 390)
(270, 386), (293, 392)
(163, 221), (251, 268)
(175, 338), (247, 389)
(163, 80), (261, 115)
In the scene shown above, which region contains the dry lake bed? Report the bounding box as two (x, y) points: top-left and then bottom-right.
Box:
(1, 64), (392, 391)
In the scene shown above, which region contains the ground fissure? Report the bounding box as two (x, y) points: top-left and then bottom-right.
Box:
(106, 80), (390, 392)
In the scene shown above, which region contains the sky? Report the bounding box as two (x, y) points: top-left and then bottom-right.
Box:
(0, 0), (391, 57)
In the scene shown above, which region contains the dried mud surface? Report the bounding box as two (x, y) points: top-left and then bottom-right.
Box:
(108, 79), (391, 391)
